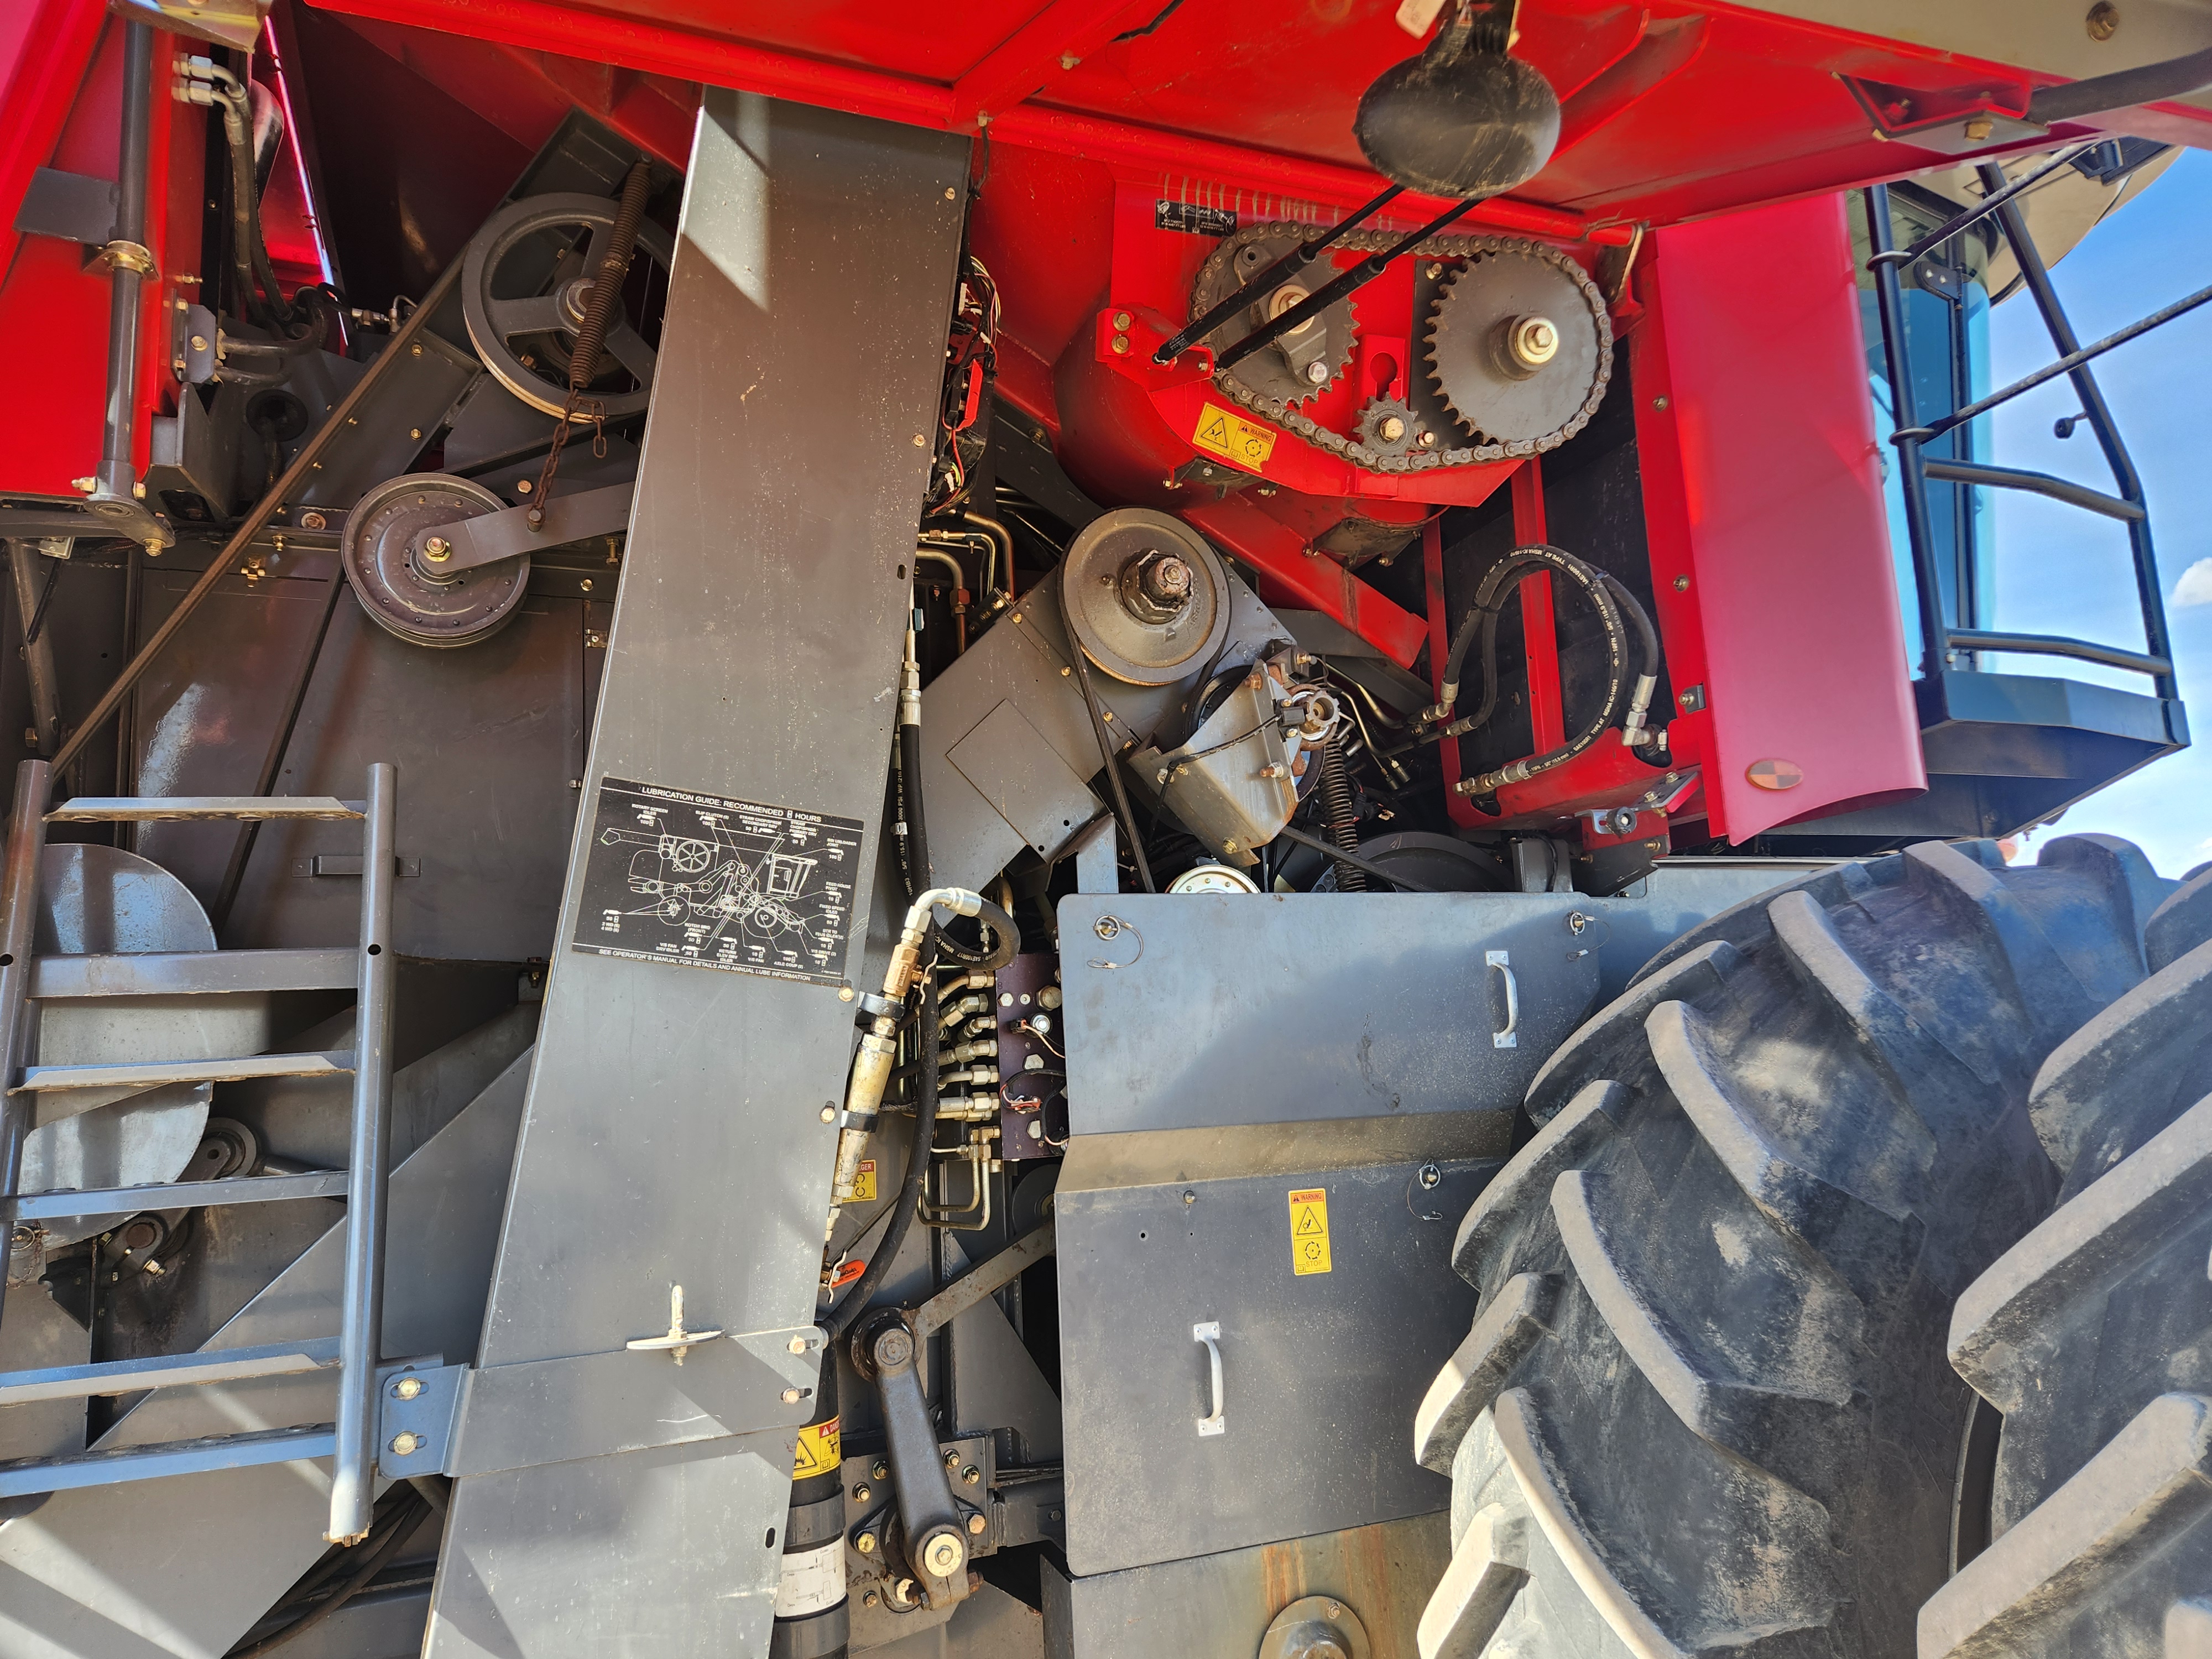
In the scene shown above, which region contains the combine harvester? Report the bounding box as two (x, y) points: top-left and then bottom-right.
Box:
(1, 1), (2207, 1654)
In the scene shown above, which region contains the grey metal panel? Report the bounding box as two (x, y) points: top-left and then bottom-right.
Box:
(0, 1292), (90, 1463)
(1055, 1155), (1481, 1577)
(1043, 1512), (1449, 1659)
(129, 560), (588, 962)
(1587, 858), (1835, 1000)
(0, 1046), (529, 1658)
(424, 93), (969, 1659)
(1057, 892), (1601, 1137)
(295, 321), (482, 510)
(946, 700), (1102, 863)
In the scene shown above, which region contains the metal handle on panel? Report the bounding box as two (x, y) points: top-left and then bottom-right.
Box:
(1193, 1321), (1225, 1437)
(1486, 950), (1518, 1050)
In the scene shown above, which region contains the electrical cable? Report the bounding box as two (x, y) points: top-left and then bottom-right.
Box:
(1061, 563), (1157, 893)
(227, 1489), (426, 1657)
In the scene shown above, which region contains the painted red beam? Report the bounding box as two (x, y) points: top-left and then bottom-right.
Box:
(0, 0), (111, 282)
(1180, 493), (1428, 670)
(302, 0), (1618, 242)
(951, 0), (1159, 129)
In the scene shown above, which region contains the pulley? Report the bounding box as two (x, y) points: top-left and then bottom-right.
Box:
(340, 473), (526, 648)
(1060, 508), (1232, 686)
(461, 191), (674, 422)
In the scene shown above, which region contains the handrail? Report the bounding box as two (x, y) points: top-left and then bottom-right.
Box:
(1946, 630), (2171, 678)
(1866, 144), (2095, 271)
(1919, 459), (2143, 523)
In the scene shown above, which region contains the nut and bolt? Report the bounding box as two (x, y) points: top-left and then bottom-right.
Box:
(873, 1460), (890, 1480)
(780, 1388), (803, 1405)
(1378, 414), (1407, 442)
(1110, 335), (1130, 354)
(1112, 311), (1133, 331)
(1140, 554), (1193, 606)
(853, 1484), (873, 1502)
(1260, 762), (1287, 779)
(2086, 1), (2119, 40)
(962, 1465), (981, 1485)
(389, 1431), (422, 1457)
(1418, 430), (1439, 448)
(864, 1591), (881, 1608)
(922, 1533), (967, 1577)
(967, 1512), (988, 1534)
(944, 1449), (962, 1471)
(787, 1334), (807, 1354)
(1673, 574), (1689, 591)
(855, 1531), (878, 1554)
(1507, 315), (1559, 369)
(422, 536), (451, 562)
(393, 1376), (425, 1400)
(1303, 359), (1331, 384)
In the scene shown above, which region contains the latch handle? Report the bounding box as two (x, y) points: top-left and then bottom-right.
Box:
(1486, 950), (1519, 1050)
(1193, 1321), (1226, 1437)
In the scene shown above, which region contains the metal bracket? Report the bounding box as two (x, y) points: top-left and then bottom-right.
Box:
(378, 1361), (466, 1478)
(1193, 1322), (1225, 1436)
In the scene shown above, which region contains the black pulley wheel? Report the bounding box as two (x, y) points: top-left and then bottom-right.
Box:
(1414, 835), (2166, 1659)
(341, 473), (526, 648)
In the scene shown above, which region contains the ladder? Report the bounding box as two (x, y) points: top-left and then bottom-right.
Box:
(0, 759), (399, 1545)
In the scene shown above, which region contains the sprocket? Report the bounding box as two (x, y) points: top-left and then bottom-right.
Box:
(1355, 395), (1425, 459)
(1425, 246), (1610, 446)
(1188, 228), (1356, 407)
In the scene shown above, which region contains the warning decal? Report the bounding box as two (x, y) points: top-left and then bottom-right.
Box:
(853, 1159), (878, 1203)
(1192, 401), (1277, 470)
(792, 1415), (841, 1479)
(1288, 1187), (1333, 1277)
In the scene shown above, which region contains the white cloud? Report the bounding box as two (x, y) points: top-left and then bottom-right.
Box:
(2173, 556), (2212, 607)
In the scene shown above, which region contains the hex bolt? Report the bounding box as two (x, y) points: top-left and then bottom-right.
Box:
(855, 1531), (877, 1554)
(864, 1592), (881, 1608)
(1418, 1163), (1441, 1190)
(1378, 414), (1407, 442)
(780, 1388), (803, 1405)
(943, 1449), (961, 1471)
(921, 1533), (966, 1577)
(788, 1334), (808, 1354)
(389, 1431), (422, 1457)
(873, 1460), (890, 1480)
(1110, 335), (1131, 355)
(967, 1512), (988, 1534)
(962, 1465), (981, 1485)
(1304, 359), (1331, 384)
(422, 536), (451, 562)
(853, 1484), (872, 1502)
(1673, 574), (1689, 591)
(1112, 311), (1133, 331)
(393, 1375), (424, 1400)
(875, 1328), (914, 1369)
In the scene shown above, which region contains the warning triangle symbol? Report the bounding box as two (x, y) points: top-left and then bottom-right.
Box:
(1199, 414), (1228, 446)
(793, 1437), (825, 1477)
(1295, 1206), (1324, 1235)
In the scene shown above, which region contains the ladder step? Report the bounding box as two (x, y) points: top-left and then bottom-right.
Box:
(0, 1337), (341, 1406)
(9, 1167), (348, 1222)
(0, 1424), (337, 1499)
(15, 1050), (354, 1093)
(30, 947), (359, 999)
(46, 796), (364, 823)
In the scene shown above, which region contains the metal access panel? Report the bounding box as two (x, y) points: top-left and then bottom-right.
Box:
(1054, 1151), (1487, 1577)
(1042, 1512), (1449, 1659)
(421, 93), (969, 1659)
(1057, 891), (1603, 1138)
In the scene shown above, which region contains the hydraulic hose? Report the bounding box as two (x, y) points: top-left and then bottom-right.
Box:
(826, 970), (938, 1343)
(1603, 574), (1661, 748)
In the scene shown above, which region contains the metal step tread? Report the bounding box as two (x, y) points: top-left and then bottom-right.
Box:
(0, 1336), (342, 1407)
(30, 947), (359, 999)
(46, 796), (364, 823)
(8, 1167), (349, 1221)
(15, 1049), (355, 1092)
(0, 1423), (337, 1499)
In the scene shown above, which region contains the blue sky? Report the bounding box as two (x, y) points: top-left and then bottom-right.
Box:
(1979, 150), (2212, 877)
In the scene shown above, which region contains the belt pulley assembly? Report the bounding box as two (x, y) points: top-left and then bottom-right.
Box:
(341, 473), (524, 648)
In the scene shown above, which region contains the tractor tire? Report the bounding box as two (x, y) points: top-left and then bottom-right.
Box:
(1921, 865), (2212, 1659)
(1411, 835), (2167, 1659)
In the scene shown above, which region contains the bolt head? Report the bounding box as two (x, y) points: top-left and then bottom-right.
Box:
(855, 1531), (877, 1554)
(962, 1465), (982, 1485)
(874, 1327), (915, 1369)
(1378, 415), (1406, 442)
(1303, 359), (1331, 384)
(788, 1334), (807, 1354)
(423, 536), (451, 561)
(820, 1105), (836, 1123)
(1672, 574), (1689, 592)
(781, 1387), (802, 1405)
(864, 1591), (881, 1608)
(393, 1375), (425, 1400)
(922, 1532), (966, 1577)
(853, 1484), (872, 1502)
(1418, 430), (1439, 448)
(944, 1449), (962, 1470)
(967, 1512), (988, 1534)
(1112, 310), (1133, 331)
(389, 1431), (422, 1457)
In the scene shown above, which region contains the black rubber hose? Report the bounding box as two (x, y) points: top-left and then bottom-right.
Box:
(825, 970), (940, 1343)
(1444, 544), (1612, 735)
(228, 1490), (425, 1657)
(1603, 573), (1659, 682)
(899, 719), (931, 900)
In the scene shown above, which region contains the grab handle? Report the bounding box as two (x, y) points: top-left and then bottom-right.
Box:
(1193, 1321), (1225, 1437)
(1486, 950), (1519, 1050)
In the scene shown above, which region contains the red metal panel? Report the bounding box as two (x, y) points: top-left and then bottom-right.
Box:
(0, 0), (108, 283)
(1179, 492), (1428, 671)
(1631, 193), (1924, 843)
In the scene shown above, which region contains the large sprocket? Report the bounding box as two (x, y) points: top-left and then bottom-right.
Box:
(1426, 246), (1610, 446)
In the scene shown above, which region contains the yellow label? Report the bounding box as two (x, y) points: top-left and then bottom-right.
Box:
(853, 1159), (878, 1203)
(1192, 401), (1277, 469)
(792, 1415), (841, 1479)
(1288, 1187), (1332, 1276)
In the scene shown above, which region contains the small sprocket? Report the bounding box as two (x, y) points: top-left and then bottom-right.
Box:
(1355, 396), (1425, 459)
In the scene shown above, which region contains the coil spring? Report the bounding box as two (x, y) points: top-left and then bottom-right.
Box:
(1320, 738), (1364, 892)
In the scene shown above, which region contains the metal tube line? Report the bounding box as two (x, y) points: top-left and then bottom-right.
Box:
(0, 760), (53, 1338)
(328, 763), (398, 1545)
(1861, 185), (1953, 682)
(96, 23), (154, 505)
(51, 256), (467, 779)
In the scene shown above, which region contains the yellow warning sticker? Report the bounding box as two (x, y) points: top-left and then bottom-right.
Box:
(853, 1159), (878, 1203)
(1288, 1187), (1333, 1277)
(792, 1415), (841, 1479)
(1192, 401), (1277, 469)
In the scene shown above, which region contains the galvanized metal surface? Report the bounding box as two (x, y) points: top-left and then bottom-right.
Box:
(1053, 1155), (1485, 1577)
(1041, 1512), (1448, 1659)
(0, 1039), (530, 1658)
(422, 92), (969, 1659)
(1057, 892), (1601, 1139)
